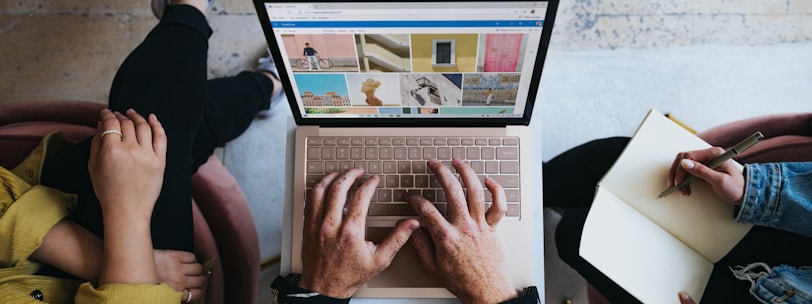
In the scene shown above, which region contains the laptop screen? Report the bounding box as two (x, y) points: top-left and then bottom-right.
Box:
(256, 1), (556, 127)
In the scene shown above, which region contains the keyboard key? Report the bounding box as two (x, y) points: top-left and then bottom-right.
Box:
(496, 147), (518, 160)
(412, 161), (426, 173)
(506, 204), (520, 217)
(379, 147), (393, 159)
(307, 162), (324, 173)
(490, 175), (519, 188)
(500, 161), (519, 174)
(336, 147), (349, 160)
(481, 147), (495, 159)
(385, 175), (399, 188)
(321, 147), (335, 160)
(308, 138), (323, 146)
(398, 161), (411, 173)
(466, 147), (480, 159)
(307, 147), (321, 160)
(485, 161), (499, 174)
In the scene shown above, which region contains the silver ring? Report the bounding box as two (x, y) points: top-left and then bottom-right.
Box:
(100, 129), (123, 139)
(185, 288), (192, 303)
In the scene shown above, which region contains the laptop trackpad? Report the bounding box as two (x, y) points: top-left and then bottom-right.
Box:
(366, 227), (444, 288)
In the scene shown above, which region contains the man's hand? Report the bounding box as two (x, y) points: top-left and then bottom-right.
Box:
(667, 147), (745, 204)
(407, 159), (517, 304)
(299, 168), (418, 298)
(154, 250), (207, 302)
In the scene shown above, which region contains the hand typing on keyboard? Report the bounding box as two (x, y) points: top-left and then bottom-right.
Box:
(298, 167), (420, 299)
(405, 158), (518, 304)
(296, 158), (523, 303)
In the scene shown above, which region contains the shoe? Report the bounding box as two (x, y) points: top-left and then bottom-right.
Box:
(256, 49), (284, 117)
(152, 0), (215, 20)
(256, 48), (280, 84)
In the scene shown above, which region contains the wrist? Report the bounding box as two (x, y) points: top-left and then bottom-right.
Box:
(298, 275), (355, 299)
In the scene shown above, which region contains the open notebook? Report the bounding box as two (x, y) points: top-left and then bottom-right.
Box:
(580, 109), (753, 303)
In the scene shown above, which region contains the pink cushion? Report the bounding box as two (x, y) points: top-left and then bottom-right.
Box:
(192, 155), (260, 304)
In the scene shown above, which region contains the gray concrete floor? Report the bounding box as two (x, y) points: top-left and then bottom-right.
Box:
(2, 1), (811, 303)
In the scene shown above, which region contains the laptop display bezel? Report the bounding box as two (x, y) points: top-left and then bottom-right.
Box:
(253, 0), (559, 128)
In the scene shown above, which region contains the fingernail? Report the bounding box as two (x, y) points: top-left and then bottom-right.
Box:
(681, 159), (695, 169)
(679, 291), (691, 301)
(428, 158), (440, 165)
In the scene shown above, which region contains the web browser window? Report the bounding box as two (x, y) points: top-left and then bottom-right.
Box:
(264, 2), (549, 119)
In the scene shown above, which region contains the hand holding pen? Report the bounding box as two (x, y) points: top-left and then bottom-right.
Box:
(659, 132), (763, 203)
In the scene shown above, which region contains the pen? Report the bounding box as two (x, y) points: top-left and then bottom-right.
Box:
(657, 131), (764, 199)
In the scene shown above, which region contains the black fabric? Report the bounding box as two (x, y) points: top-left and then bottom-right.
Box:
(38, 5), (273, 278)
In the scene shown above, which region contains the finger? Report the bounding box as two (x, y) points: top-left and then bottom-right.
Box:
(678, 291), (696, 304)
(676, 148), (726, 196)
(188, 287), (205, 302)
(125, 109), (151, 147)
(374, 219), (419, 268)
(344, 175), (379, 227)
(99, 109), (123, 144)
(427, 158), (467, 221)
(173, 250), (197, 264)
(484, 177), (506, 227)
(667, 151), (686, 187)
(148, 113), (167, 159)
(183, 261), (203, 276)
(323, 168), (364, 233)
(305, 172), (339, 235)
(680, 158), (734, 189)
(408, 228), (438, 273)
(185, 274), (208, 289)
(113, 111), (135, 143)
(453, 158), (485, 219)
(406, 193), (452, 238)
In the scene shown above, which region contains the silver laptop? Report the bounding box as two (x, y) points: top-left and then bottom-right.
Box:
(254, 0), (558, 298)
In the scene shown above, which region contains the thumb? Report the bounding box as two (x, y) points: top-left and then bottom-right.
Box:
(375, 219), (419, 266)
(408, 227), (438, 273)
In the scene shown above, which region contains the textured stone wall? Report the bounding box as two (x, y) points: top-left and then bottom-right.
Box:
(551, 0), (812, 49)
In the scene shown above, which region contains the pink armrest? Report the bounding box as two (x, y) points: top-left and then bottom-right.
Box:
(698, 112), (812, 163)
(192, 155), (260, 304)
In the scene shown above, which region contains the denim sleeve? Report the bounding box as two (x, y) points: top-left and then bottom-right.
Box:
(736, 162), (812, 238)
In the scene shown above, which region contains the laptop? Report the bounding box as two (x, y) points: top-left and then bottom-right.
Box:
(254, 0), (558, 299)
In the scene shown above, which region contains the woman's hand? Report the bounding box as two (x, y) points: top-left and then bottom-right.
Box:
(154, 250), (207, 302)
(89, 108), (168, 286)
(88, 108), (167, 220)
(667, 147), (745, 205)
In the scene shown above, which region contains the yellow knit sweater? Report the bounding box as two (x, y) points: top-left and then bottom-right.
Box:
(0, 132), (180, 303)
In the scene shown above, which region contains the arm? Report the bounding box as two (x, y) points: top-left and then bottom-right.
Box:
(669, 147), (812, 237)
(736, 162), (812, 238)
(75, 109), (180, 304)
(90, 109), (166, 286)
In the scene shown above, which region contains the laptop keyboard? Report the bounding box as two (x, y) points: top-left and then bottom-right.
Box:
(305, 136), (521, 218)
